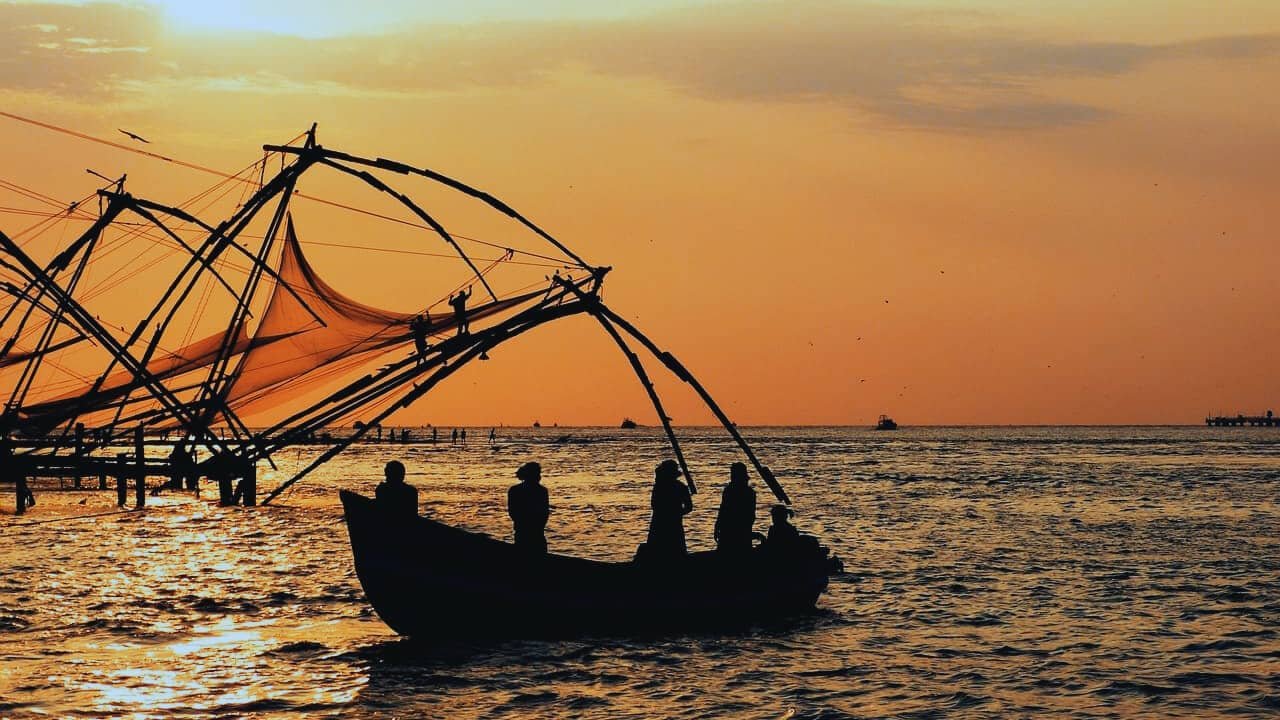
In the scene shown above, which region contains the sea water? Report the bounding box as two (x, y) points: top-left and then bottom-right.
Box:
(1, 426), (1278, 718)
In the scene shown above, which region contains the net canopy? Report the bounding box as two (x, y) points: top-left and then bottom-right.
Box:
(18, 216), (542, 430)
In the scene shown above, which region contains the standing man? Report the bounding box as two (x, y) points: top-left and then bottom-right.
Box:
(410, 313), (431, 363)
(507, 461), (550, 553)
(448, 286), (472, 335)
(646, 459), (693, 558)
(714, 462), (756, 555)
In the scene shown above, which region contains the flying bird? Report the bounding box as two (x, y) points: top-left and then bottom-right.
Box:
(118, 128), (149, 144)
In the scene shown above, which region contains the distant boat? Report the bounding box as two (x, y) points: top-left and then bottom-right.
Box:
(875, 414), (898, 431)
(532, 421), (541, 428)
(620, 417), (638, 429)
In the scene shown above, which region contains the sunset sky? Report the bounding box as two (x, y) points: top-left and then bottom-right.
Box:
(1, 0), (1278, 426)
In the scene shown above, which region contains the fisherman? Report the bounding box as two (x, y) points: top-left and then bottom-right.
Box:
(714, 462), (756, 555)
(431, 426), (438, 444)
(507, 461), (550, 553)
(488, 428), (496, 444)
(765, 504), (801, 551)
(375, 460), (418, 519)
(410, 313), (431, 362)
(460, 428), (467, 444)
(645, 459), (693, 558)
(451, 428), (458, 444)
(3, 433), (34, 515)
(168, 442), (195, 490)
(448, 286), (472, 335)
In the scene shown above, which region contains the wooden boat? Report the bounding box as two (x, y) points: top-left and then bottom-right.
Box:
(620, 417), (638, 429)
(875, 414), (898, 430)
(341, 490), (840, 638)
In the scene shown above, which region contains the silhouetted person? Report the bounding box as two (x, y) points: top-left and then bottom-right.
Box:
(449, 287), (472, 335)
(765, 504), (800, 550)
(715, 462), (756, 555)
(410, 313), (431, 362)
(489, 428), (496, 444)
(646, 459), (693, 557)
(168, 443), (195, 490)
(432, 427), (438, 444)
(451, 428), (458, 445)
(460, 428), (467, 444)
(4, 434), (34, 515)
(508, 461), (550, 553)
(375, 460), (418, 519)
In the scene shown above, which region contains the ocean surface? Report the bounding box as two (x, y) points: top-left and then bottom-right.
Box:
(1, 426), (1278, 718)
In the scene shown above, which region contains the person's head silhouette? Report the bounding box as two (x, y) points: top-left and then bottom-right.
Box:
(516, 461), (541, 484)
(656, 459), (681, 481)
(730, 461), (749, 485)
(385, 460), (406, 485)
(771, 504), (793, 524)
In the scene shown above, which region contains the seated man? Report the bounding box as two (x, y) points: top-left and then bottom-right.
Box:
(375, 460), (418, 519)
(765, 504), (801, 549)
(508, 461), (550, 553)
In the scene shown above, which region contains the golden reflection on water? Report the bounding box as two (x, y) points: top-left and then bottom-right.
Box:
(3, 427), (1279, 718)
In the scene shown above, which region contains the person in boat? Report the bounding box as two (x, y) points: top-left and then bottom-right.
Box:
(765, 504), (801, 551)
(507, 461), (550, 553)
(375, 460), (418, 519)
(646, 459), (693, 557)
(448, 287), (472, 335)
(714, 462), (756, 555)
(410, 313), (431, 362)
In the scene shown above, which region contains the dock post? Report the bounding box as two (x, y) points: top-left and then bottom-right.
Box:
(73, 422), (85, 489)
(134, 427), (145, 509)
(243, 461), (257, 507)
(116, 453), (128, 506)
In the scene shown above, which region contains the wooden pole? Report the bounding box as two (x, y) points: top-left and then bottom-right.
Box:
(133, 426), (145, 508)
(591, 313), (695, 495)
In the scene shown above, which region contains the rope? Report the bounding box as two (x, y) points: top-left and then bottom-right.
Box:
(0, 110), (576, 265)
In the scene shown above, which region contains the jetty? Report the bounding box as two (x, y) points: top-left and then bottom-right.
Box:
(1205, 411), (1277, 427)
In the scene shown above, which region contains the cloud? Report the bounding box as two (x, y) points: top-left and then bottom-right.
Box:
(2, 1), (1278, 131)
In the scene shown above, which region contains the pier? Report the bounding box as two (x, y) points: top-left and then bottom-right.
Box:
(1205, 410), (1278, 427)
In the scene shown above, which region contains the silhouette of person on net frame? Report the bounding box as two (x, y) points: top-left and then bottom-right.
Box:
(508, 461), (550, 554)
(375, 460), (418, 519)
(449, 287), (472, 336)
(410, 313), (431, 362)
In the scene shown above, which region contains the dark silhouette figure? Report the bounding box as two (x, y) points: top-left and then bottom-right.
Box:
(168, 443), (195, 490)
(449, 287), (472, 335)
(451, 428), (458, 445)
(489, 428), (496, 444)
(646, 459), (693, 557)
(410, 314), (431, 362)
(432, 427), (438, 444)
(4, 434), (34, 515)
(507, 461), (550, 553)
(714, 462), (756, 555)
(375, 460), (418, 519)
(460, 428), (467, 444)
(765, 505), (801, 550)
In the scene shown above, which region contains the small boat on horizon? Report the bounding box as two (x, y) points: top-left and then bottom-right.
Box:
(875, 414), (898, 431)
(620, 417), (638, 429)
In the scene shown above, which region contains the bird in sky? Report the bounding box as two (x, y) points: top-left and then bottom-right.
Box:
(118, 128), (149, 144)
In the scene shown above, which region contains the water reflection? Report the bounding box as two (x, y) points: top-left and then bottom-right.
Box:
(2, 427), (1278, 718)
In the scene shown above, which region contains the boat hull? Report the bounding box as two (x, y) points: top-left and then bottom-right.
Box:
(340, 490), (836, 638)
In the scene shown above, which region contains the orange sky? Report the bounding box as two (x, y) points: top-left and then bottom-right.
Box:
(1, 0), (1278, 426)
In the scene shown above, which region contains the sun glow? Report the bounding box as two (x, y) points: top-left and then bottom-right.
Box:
(153, 1), (352, 37)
